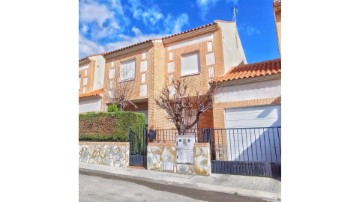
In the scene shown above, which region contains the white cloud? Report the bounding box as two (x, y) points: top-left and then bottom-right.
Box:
(80, 25), (88, 34)
(79, 34), (105, 59)
(164, 13), (189, 34)
(110, 0), (125, 15)
(79, 1), (114, 27)
(79, 0), (125, 40)
(131, 26), (142, 36)
(246, 26), (261, 36)
(127, 0), (163, 26)
(196, 0), (221, 19)
(239, 24), (261, 36)
(79, 0), (191, 59)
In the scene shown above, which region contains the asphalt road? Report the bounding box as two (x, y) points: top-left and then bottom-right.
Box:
(80, 171), (266, 202)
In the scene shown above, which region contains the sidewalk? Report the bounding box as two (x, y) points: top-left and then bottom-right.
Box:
(79, 163), (281, 201)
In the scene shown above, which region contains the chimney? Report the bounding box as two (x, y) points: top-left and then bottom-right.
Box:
(273, 0), (281, 55)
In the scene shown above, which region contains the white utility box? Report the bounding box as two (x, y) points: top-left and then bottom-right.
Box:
(175, 134), (196, 164)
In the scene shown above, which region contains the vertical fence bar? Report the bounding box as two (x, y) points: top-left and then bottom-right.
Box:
(240, 128), (245, 162)
(236, 129), (240, 161)
(277, 127), (281, 158)
(223, 129), (227, 161)
(249, 129), (255, 162)
(263, 128), (267, 162)
(217, 129), (220, 160)
(258, 128), (263, 162)
(229, 129), (233, 161)
(272, 128), (278, 162)
(266, 128), (272, 162)
(253, 128), (258, 162)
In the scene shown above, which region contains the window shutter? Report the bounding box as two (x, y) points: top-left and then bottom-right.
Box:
(181, 52), (199, 76)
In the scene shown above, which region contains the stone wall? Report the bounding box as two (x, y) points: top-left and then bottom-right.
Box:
(79, 142), (129, 167)
(147, 142), (211, 176)
(193, 143), (211, 176)
(147, 142), (176, 172)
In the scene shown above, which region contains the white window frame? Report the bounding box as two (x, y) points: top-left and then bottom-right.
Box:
(120, 59), (136, 81)
(180, 51), (200, 76)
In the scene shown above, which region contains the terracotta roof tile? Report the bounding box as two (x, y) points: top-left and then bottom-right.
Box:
(102, 40), (153, 56)
(162, 22), (216, 40)
(79, 89), (104, 99)
(213, 59), (281, 83)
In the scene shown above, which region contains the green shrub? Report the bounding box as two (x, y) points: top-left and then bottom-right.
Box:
(79, 111), (146, 142)
(107, 104), (119, 112)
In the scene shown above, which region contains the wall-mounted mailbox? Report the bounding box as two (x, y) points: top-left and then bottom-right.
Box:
(175, 134), (196, 164)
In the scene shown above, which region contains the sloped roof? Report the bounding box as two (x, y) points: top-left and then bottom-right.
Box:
(84, 21), (220, 59)
(79, 89), (104, 99)
(213, 59), (281, 83)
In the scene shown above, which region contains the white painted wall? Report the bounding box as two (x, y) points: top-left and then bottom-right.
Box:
(140, 84), (147, 96)
(79, 64), (89, 70)
(215, 79), (281, 103)
(217, 22), (247, 74)
(90, 55), (106, 90)
(79, 97), (102, 113)
(167, 33), (213, 51)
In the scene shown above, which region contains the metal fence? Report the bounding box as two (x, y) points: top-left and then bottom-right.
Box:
(208, 127), (281, 162)
(148, 127), (281, 177)
(150, 127), (281, 163)
(154, 128), (207, 142)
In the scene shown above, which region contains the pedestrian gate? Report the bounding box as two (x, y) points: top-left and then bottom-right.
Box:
(129, 126), (147, 167)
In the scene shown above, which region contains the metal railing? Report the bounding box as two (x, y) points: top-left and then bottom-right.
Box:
(153, 128), (200, 142)
(208, 127), (281, 163)
(149, 127), (281, 163)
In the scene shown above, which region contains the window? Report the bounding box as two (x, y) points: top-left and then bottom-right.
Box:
(120, 59), (136, 81)
(109, 68), (115, 79)
(181, 52), (199, 76)
(79, 76), (81, 89)
(83, 77), (88, 85)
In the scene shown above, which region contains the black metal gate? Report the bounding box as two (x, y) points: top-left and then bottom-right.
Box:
(129, 126), (147, 167)
(204, 127), (281, 178)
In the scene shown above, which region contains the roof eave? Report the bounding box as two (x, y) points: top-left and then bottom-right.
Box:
(162, 23), (218, 46)
(79, 58), (91, 66)
(211, 74), (281, 87)
(104, 41), (154, 60)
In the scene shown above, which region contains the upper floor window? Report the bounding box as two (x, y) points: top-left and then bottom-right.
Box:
(181, 52), (199, 76)
(120, 59), (136, 81)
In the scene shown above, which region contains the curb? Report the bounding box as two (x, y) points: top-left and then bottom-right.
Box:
(79, 167), (280, 201)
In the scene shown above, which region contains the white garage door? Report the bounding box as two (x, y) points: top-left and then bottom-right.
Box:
(224, 105), (281, 162)
(79, 97), (102, 113)
(225, 105), (281, 128)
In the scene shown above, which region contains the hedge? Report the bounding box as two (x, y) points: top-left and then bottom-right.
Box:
(79, 111), (146, 141)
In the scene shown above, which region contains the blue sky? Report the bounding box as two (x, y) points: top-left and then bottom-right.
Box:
(79, 0), (280, 63)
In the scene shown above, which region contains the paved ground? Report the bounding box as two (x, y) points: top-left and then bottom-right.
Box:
(80, 171), (266, 202)
(79, 163), (281, 201)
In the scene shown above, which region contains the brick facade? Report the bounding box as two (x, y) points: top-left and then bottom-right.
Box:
(79, 59), (96, 94)
(80, 21), (245, 130)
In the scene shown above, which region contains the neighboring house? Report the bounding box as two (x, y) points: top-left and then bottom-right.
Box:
(211, 59), (281, 161)
(212, 59), (281, 129)
(209, 1), (281, 161)
(101, 20), (247, 128)
(79, 54), (106, 113)
(274, 0), (281, 54)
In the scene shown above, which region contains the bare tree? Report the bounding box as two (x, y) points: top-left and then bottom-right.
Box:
(106, 66), (137, 110)
(155, 78), (221, 135)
